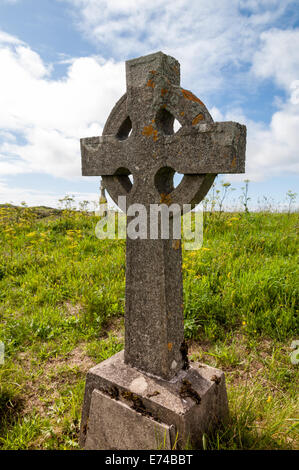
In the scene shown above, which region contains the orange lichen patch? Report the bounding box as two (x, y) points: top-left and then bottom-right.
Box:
(152, 119), (155, 123)
(146, 79), (155, 88)
(173, 65), (179, 75)
(142, 125), (158, 141)
(172, 239), (181, 250)
(180, 111), (185, 116)
(192, 114), (204, 126)
(181, 89), (205, 106)
(168, 342), (173, 351)
(142, 125), (154, 137)
(161, 88), (168, 97)
(149, 70), (157, 74)
(160, 193), (172, 205)
(231, 156), (237, 168)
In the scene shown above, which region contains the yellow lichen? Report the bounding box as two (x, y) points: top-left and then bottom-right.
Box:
(173, 65), (179, 75)
(172, 240), (181, 250)
(160, 193), (172, 205)
(142, 125), (154, 136)
(147, 79), (155, 88)
(142, 125), (158, 141)
(231, 156), (237, 168)
(181, 89), (205, 106)
(192, 114), (204, 125)
(168, 342), (173, 351)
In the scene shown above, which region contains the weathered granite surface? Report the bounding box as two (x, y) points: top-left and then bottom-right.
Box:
(80, 351), (229, 450)
(85, 390), (175, 450)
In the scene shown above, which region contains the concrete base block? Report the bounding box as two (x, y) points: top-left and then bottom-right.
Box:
(80, 351), (229, 450)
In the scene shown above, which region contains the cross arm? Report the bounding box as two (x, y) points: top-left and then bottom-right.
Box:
(165, 121), (246, 174)
(81, 135), (132, 176)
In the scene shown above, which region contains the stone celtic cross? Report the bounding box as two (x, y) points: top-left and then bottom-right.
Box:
(81, 52), (246, 381)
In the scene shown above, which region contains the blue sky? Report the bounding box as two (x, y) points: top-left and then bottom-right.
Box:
(0, 0), (298, 210)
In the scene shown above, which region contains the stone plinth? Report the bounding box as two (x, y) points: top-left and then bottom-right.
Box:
(80, 351), (229, 450)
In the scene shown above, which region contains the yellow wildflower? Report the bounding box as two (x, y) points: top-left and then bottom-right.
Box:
(26, 232), (37, 237)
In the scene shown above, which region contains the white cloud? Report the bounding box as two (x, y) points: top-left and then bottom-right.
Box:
(0, 0), (299, 195)
(243, 27), (299, 181)
(215, 98), (299, 182)
(251, 28), (299, 89)
(0, 30), (23, 44)
(0, 33), (125, 179)
(207, 21), (299, 182)
(290, 80), (299, 104)
(245, 103), (299, 180)
(62, 0), (292, 91)
(0, 0), (21, 5)
(0, 179), (99, 208)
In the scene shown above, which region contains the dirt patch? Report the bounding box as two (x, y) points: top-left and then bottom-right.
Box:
(99, 317), (125, 342)
(17, 344), (95, 417)
(0, 392), (25, 427)
(64, 302), (83, 318)
(186, 335), (276, 387)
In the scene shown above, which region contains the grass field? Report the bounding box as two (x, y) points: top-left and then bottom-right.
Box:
(0, 204), (298, 449)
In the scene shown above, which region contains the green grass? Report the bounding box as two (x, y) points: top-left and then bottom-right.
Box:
(0, 205), (298, 449)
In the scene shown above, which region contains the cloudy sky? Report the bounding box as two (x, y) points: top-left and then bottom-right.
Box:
(0, 0), (298, 209)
